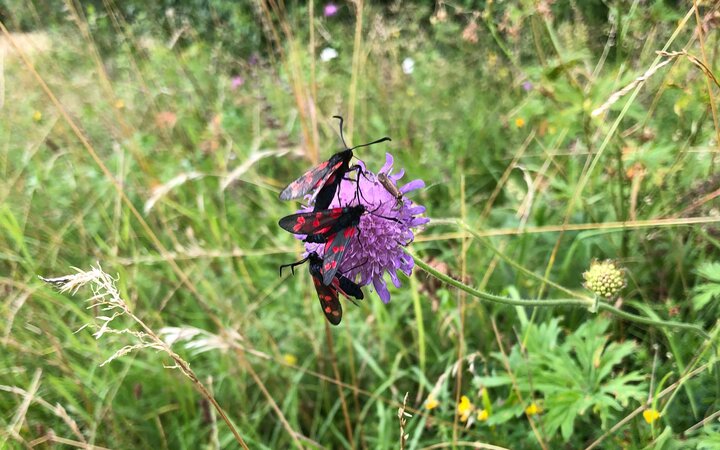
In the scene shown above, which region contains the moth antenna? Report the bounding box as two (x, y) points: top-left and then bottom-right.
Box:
(348, 136), (391, 152)
(333, 115), (349, 149)
(367, 202), (403, 224)
(279, 255), (311, 277)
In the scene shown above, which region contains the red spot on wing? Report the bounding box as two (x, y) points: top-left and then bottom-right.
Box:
(343, 227), (357, 238)
(293, 216), (306, 232)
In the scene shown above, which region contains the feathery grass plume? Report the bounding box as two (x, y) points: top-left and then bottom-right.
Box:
(39, 265), (250, 449)
(397, 392), (411, 450)
(590, 52), (680, 118)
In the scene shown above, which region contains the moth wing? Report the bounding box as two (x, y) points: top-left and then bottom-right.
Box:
(277, 208), (345, 236)
(320, 226), (357, 285)
(311, 271), (342, 325)
(278, 158), (343, 201)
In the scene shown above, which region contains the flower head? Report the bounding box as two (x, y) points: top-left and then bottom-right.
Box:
(304, 153), (428, 303)
(425, 394), (439, 410)
(457, 395), (474, 422)
(525, 402), (542, 416)
(324, 3), (339, 17)
(32, 111), (42, 122)
(522, 81), (533, 92)
(643, 408), (661, 424)
(320, 47), (338, 62)
(282, 353), (298, 365)
(477, 409), (489, 421)
(583, 259), (626, 299)
(231, 76), (245, 90)
(402, 57), (415, 74)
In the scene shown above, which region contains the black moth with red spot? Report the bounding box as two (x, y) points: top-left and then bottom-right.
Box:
(278, 116), (390, 210)
(279, 252), (364, 325)
(278, 205), (364, 285)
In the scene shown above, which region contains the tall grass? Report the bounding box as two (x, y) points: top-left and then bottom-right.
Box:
(1, 1), (719, 449)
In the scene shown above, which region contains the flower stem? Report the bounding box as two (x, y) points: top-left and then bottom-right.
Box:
(410, 254), (590, 308)
(409, 253), (710, 340)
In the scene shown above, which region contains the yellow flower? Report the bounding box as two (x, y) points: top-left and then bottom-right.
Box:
(487, 52), (498, 68)
(115, 99), (125, 109)
(425, 394), (439, 410)
(282, 353), (298, 366)
(643, 408), (661, 424)
(525, 402), (542, 416)
(515, 117), (526, 128)
(32, 111), (42, 122)
(477, 409), (489, 421)
(457, 395), (474, 422)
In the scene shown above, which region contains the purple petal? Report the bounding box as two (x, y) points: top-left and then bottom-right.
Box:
(410, 217), (430, 226)
(389, 168), (405, 181)
(373, 276), (391, 303)
(400, 179), (425, 194)
(359, 270), (371, 286)
(380, 153), (394, 174)
(389, 270), (402, 288)
(399, 255), (414, 275)
(407, 205), (426, 215)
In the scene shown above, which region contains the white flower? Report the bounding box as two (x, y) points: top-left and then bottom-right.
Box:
(402, 57), (415, 74)
(320, 47), (338, 62)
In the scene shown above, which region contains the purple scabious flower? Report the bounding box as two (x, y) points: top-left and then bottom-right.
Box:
(304, 153), (428, 303)
(324, 3), (339, 17)
(231, 76), (244, 90)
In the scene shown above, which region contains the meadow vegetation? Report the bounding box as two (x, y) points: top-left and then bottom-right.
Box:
(1, 1), (720, 448)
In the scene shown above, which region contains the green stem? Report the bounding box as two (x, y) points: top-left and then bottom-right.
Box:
(410, 253), (710, 341)
(411, 254), (590, 308)
(596, 303), (710, 340)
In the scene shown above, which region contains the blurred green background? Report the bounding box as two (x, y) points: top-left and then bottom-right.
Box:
(1, 1), (720, 449)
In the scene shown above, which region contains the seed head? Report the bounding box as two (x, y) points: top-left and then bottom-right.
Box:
(583, 259), (626, 298)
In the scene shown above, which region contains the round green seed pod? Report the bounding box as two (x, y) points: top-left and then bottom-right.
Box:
(583, 260), (626, 299)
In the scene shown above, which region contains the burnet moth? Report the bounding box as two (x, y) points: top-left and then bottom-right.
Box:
(279, 252), (364, 325)
(278, 205), (365, 285)
(278, 116), (390, 210)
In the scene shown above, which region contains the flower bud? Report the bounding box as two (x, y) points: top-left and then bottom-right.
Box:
(583, 260), (626, 298)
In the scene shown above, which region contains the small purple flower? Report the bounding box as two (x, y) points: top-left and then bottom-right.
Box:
(304, 153), (428, 303)
(248, 54), (259, 66)
(231, 76), (244, 90)
(324, 3), (339, 17)
(522, 81), (533, 92)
